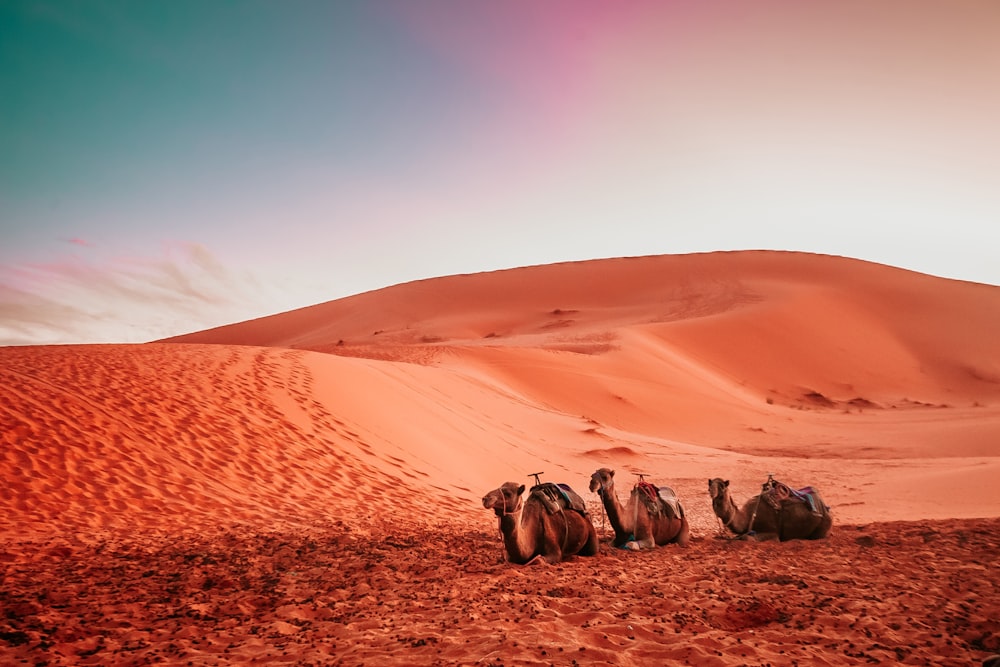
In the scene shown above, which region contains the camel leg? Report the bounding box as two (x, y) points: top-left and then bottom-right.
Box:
(581, 522), (599, 557)
(632, 515), (656, 550)
(675, 519), (691, 547)
(538, 545), (564, 564)
(538, 525), (568, 563)
(810, 514), (833, 539)
(635, 536), (656, 550)
(748, 532), (780, 542)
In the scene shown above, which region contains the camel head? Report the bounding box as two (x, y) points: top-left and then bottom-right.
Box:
(708, 478), (730, 501)
(589, 468), (616, 496)
(482, 482), (526, 517)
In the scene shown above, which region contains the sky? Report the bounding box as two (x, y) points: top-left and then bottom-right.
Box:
(2, 0), (999, 346)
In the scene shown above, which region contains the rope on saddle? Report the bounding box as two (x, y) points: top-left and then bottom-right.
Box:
(560, 506), (569, 555)
(749, 474), (782, 535)
(746, 496), (762, 537)
(763, 481), (791, 510)
(528, 476), (572, 556)
(635, 480), (659, 504)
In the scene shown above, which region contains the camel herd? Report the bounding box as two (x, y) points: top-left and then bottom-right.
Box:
(482, 468), (833, 565)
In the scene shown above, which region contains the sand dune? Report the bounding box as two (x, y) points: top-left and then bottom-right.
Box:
(2, 250), (999, 665)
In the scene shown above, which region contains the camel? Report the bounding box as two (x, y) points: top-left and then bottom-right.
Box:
(589, 468), (690, 550)
(482, 481), (599, 564)
(708, 477), (833, 541)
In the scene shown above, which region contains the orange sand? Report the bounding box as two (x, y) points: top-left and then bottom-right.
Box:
(2, 250), (998, 665)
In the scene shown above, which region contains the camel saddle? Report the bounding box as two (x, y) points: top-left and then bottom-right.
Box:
(530, 482), (589, 516)
(762, 481), (823, 515)
(635, 480), (685, 519)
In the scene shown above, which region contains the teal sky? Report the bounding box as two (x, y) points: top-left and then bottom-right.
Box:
(2, 0), (999, 345)
(3, 2), (463, 226)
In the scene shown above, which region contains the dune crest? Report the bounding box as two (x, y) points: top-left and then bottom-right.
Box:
(3, 251), (999, 665)
(5, 251), (1000, 536)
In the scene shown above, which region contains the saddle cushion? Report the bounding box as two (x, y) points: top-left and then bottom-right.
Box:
(657, 488), (685, 519)
(763, 481), (825, 514)
(635, 481), (685, 519)
(530, 482), (588, 515)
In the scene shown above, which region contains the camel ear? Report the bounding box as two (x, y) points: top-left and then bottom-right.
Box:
(724, 480), (730, 488)
(610, 470), (615, 478)
(517, 484), (525, 496)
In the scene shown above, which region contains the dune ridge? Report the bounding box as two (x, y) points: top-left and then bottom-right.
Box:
(3, 250), (999, 665)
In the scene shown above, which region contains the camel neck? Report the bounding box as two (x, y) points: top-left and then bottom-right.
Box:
(599, 486), (632, 541)
(499, 505), (534, 564)
(715, 494), (744, 533)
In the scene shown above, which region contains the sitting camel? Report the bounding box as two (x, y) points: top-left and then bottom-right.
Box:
(708, 477), (832, 541)
(482, 481), (599, 564)
(589, 468), (690, 550)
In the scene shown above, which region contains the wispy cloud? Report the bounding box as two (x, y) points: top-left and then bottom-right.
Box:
(0, 242), (270, 346)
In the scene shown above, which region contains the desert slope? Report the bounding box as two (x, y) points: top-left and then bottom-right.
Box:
(3, 250), (999, 538)
(155, 250), (1000, 520)
(3, 250), (1000, 665)
(165, 250), (1000, 405)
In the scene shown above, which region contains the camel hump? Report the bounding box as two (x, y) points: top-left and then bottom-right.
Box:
(530, 482), (588, 515)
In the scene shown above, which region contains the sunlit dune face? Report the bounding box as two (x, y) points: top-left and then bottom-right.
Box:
(3, 251), (1000, 540)
(482, 482), (525, 516)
